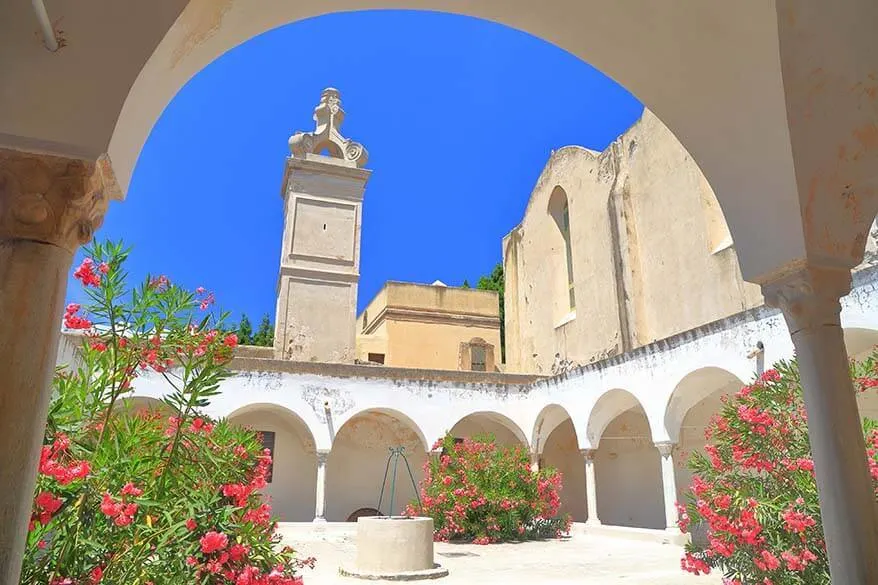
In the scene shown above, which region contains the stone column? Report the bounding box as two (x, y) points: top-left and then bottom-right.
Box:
(764, 266), (878, 583)
(0, 148), (108, 583)
(313, 450), (329, 522)
(655, 441), (680, 533)
(529, 451), (540, 473)
(580, 449), (600, 526)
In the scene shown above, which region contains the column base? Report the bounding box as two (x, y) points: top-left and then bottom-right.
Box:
(585, 519), (602, 527)
(313, 516), (327, 524)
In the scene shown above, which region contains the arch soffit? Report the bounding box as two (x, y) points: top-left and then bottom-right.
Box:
(661, 366), (745, 444)
(531, 403), (576, 453)
(842, 326), (878, 360)
(334, 407), (431, 453)
(226, 402), (321, 450)
(585, 388), (650, 449)
(450, 411), (529, 448)
(105, 2), (808, 284)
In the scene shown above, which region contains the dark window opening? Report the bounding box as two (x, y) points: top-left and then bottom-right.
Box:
(471, 345), (487, 372)
(257, 430), (276, 483)
(367, 352), (385, 364)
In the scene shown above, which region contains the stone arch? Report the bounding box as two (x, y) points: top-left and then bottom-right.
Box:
(663, 366), (744, 444)
(588, 388), (663, 530)
(326, 408), (428, 521)
(533, 404), (586, 522)
(586, 388), (650, 448)
(449, 411), (528, 447)
(336, 407), (430, 453)
(842, 327), (878, 422)
(117, 395), (175, 417)
(531, 403), (574, 453)
(844, 327), (878, 360)
(85, 3), (814, 288)
(662, 367), (744, 540)
(227, 403), (317, 522)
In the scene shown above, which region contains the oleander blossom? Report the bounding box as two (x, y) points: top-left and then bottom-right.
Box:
(22, 240), (313, 585)
(678, 355), (878, 584)
(409, 433), (571, 544)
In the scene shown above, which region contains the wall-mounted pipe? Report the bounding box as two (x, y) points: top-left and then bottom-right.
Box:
(31, 0), (59, 51)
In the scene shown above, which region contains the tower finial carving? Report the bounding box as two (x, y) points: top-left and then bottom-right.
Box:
(288, 88), (369, 168)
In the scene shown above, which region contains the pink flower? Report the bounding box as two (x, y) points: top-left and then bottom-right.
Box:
(73, 258), (101, 287)
(200, 531), (229, 554)
(185, 518), (197, 531)
(121, 483), (143, 497)
(89, 566), (103, 583)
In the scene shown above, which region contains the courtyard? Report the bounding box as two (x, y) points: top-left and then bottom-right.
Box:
(277, 523), (721, 585)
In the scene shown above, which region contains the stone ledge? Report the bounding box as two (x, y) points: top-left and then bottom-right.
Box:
(228, 356), (544, 387)
(338, 564), (449, 581)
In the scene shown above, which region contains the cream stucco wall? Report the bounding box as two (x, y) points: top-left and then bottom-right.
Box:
(357, 282), (501, 371)
(504, 110), (764, 375)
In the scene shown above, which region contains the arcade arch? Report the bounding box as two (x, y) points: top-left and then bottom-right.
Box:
(326, 408), (427, 522)
(589, 389), (663, 530)
(449, 411), (528, 447)
(533, 404), (585, 521)
(228, 404), (317, 522)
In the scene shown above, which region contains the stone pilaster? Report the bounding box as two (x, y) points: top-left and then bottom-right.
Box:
(529, 451), (540, 473)
(763, 265), (878, 583)
(0, 148), (109, 583)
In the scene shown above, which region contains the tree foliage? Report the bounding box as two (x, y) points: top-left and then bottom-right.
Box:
(471, 263), (505, 363)
(235, 314), (274, 347)
(679, 352), (878, 584)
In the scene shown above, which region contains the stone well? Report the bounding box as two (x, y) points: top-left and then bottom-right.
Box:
(340, 516), (448, 580)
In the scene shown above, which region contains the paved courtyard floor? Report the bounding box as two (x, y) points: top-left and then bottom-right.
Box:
(277, 523), (723, 585)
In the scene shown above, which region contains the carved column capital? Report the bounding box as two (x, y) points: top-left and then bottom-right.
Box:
(0, 149), (111, 253)
(762, 264), (851, 334)
(579, 448), (597, 461)
(316, 450), (330, 466)
(654, 441), (675, 457)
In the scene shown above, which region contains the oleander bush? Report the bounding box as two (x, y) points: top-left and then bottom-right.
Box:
(679, 353), (878, 585)
(407, 433), (571, 544)
(22, 240), (314, 585)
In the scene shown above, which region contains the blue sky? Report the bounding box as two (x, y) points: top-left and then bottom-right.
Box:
(73, 10), (641, 320)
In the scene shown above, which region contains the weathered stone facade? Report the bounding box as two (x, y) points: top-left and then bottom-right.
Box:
(503, 110), (763, 374)
(274, 89), (371, 363)
(356, 281), (501, 371)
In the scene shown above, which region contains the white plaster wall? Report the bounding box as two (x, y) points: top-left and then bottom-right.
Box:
(230, 409), (317, 522)
(541, 419), (586, 522)
(62, 269), (878, 531)
(325, 410), (427, 521)
(594, 408), (664, 529)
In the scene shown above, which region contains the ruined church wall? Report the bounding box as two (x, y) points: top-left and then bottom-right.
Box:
(503, 147), (622, 374)
(615, 111), (763, 346)
(504, 110), (763, 374)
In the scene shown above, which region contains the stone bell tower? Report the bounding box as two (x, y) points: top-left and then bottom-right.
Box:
(274, 88), (371, 362)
